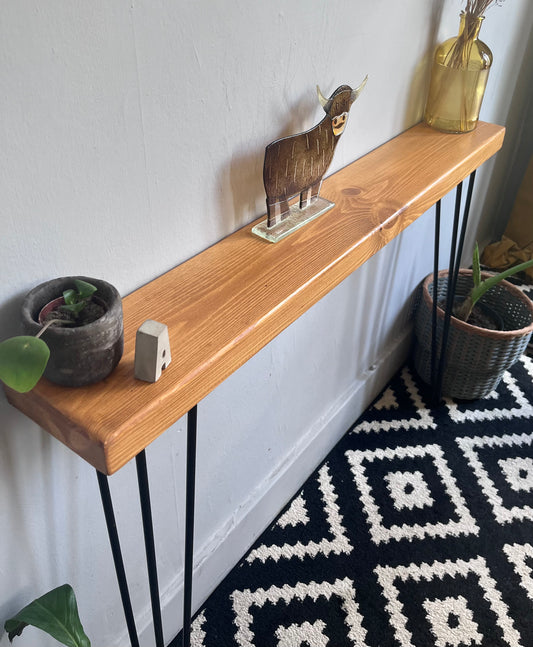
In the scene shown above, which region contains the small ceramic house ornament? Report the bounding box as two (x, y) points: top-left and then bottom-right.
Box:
(253, 76), (367, 243)
(134, 320), (171, 383)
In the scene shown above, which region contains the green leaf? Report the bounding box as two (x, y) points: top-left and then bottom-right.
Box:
(0, 336), (50, 392)
(470, 257), (533, 309)
(472, 242), (481, 289)
(73, 280), (97, 300)
(63, 289), (77, 306)
(60, 301), (86, 315)
(4, 584), (90, 647)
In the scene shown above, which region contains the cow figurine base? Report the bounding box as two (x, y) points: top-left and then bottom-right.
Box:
(252, 196), (335, 243)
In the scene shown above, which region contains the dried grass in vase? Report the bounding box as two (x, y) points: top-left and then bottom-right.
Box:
(446, 0), (504, 69)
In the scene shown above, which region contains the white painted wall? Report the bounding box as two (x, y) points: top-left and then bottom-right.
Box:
(1, 1), (532, 645)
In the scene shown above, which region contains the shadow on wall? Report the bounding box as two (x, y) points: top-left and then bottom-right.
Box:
(0, 291), (27, 341)
(477, 19), (533, 246)
(219, 89), (326, 233)
(0, 399), (58, 600)
(403, 0), (445, 130)
(225, 149), (264, 232)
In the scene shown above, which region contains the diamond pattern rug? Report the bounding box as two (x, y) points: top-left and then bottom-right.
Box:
(182, 350), (533, 646)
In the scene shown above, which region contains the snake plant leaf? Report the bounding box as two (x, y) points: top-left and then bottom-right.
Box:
(472, 242), (481, 288)
(470, 257), (533, 307)
(454, 255), (533, 322)
(0, 336), (50, 393)
(4, 584), (90, 647)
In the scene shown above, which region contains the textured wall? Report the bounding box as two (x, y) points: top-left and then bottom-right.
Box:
(1, 1), (532, 645)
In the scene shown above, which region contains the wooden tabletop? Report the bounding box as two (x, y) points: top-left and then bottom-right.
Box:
(6, 121), (505, 474)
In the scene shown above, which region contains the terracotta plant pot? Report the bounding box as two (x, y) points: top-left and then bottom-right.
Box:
(413, 269), (533, 400)
(21, 276), (124, 387)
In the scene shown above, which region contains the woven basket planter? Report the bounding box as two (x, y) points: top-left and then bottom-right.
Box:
(413, 269), (533, 400)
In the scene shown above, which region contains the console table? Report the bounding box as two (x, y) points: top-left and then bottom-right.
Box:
(6, 121), (505, 647)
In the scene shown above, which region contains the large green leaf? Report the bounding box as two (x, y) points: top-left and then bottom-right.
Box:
(0, 336), (50, 392)
(4, 584), (90, 647)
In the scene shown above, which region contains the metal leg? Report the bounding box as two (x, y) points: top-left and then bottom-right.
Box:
(433, 171), (477, 403)
(448, 171), (477, 313)
(182, 406), (198, 647)
(431, 199), (441, 393)
(97, 470), (140, 647)
(433, 181), (462, 403)
(445, 180), (464, 307)
(453, 170), (477, 293)
(136, 450), (165, 647)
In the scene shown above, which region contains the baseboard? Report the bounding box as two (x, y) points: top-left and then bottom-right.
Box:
(125, 326), (413, 646)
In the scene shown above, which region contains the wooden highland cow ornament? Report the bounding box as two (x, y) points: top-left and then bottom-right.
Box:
(253, 76), (367, 243)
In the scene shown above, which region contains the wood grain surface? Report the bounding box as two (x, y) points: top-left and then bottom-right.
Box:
(5, 121), (505, 474)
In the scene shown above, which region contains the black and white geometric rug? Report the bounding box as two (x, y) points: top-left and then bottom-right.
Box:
(185, 352), (533, 646)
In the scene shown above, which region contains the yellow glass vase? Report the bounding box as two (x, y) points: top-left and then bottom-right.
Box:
(424, 12), (493, 133)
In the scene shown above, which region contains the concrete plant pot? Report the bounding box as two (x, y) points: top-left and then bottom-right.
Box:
(21, 276), (123, 387)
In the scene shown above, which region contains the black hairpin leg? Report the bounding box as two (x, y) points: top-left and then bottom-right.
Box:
(100, 405), (200, 647)
(431, 182), (463, 403)
(432, 171), (477, 403)
(136, 450), (165, 647)
(431, 198), (442, 393)
(97, 470), (140, 647)
(182, 406), (198, 647)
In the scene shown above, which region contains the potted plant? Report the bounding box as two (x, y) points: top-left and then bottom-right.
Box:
(413, 245), (533, 400)
(0, 276), (123, 392)
(4, 584), (90, 647)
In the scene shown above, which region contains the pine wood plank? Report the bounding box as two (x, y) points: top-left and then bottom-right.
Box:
(5, 121), (505, 474)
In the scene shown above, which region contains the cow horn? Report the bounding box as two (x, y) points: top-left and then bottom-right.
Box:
(350, 75), (368, 104)
(316, 85), (332, 112)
